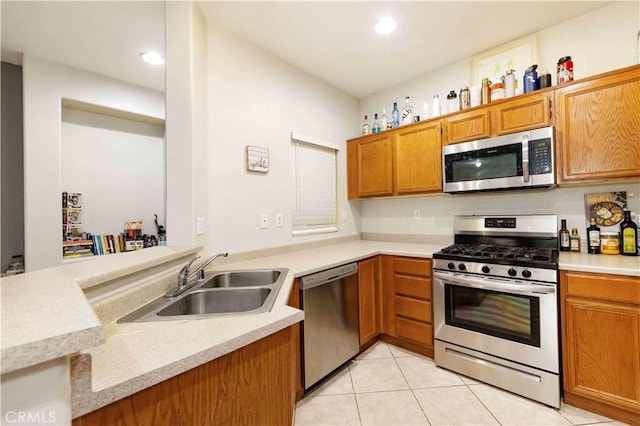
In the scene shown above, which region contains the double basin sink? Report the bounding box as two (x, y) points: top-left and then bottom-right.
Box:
(117, 269), (288, 323)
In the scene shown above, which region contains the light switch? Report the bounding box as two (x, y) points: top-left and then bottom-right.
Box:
(196, 216), (206, 235)
(275, 213), (283, 228)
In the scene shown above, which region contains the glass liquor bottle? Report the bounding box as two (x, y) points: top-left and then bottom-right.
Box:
(361, 115), (370, 135)
(620, 210), (638, 255)
(570, 228), (581, 252)
(401, 96), (413, 125)
(391, 102), (400, 128)
(372, 113), (381, 133)
(587, 218), (601, 254)
(380, 108), (389, 130)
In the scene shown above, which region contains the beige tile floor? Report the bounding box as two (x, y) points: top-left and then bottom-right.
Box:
(294, 341), (628, 426)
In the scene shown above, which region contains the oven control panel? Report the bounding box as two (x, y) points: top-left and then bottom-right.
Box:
(484, 217), (516, 228)
(433, 259), (558, 284)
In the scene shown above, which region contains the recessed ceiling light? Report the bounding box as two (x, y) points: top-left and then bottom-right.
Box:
(140, 51), (164, 66)
(375, 16), (397, 36)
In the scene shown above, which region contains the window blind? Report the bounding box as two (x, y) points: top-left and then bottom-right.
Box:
(292, 136), (337, 235)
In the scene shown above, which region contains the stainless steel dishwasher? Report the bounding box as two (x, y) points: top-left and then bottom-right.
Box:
(300, 262), (359, 389)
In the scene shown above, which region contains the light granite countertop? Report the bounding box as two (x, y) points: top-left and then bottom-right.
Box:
(2, 236), (638, 419)
(0, 245), (200, 375)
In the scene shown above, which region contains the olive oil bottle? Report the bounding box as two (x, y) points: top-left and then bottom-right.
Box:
(587, 218), (601, 254)
(620, 210), (638, 256)
(559, 219), (570, 251)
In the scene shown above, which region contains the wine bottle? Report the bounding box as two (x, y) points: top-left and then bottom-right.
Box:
(587, 218), (601, 254)
(620, 209), (638, 256)
(391, 102), (400, 128)
(559, 219), (570, 251)
(361, 115), (370, 135)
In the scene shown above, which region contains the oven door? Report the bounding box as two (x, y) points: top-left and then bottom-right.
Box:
(433, 270), (559, 373)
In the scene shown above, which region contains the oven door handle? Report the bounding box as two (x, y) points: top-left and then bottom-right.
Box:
(434, 272), (555, 296)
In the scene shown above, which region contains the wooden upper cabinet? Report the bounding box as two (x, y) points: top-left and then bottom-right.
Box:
(443, 108), (491, 145)
(347, 133), (393, 198)
(393, 121), (442, 194)
(555, 65), (640, 184)
(492, 92), (552, 135)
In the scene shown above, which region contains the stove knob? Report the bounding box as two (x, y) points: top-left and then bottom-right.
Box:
(447, 262), (455, 270)
(508, 268), (517, 277)
(522, 269), (532, 278)
(458, 264), (466, 271)
(481, 265), (491, 274)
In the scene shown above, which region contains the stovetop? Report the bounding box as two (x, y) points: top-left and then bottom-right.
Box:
(434, 243), (558, 271)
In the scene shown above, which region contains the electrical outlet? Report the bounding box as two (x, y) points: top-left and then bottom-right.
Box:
(196, 216), (206, 235)
(260, 214), (269, 229)
(275, 213), (283, 228)
(342, 210), (348, 223)
(414, 209), (421, 220)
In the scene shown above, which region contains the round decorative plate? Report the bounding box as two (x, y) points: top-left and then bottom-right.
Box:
(591, 202), (624, 226)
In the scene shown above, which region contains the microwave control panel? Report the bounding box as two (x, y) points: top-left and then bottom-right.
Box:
(529, 138), (553, 175)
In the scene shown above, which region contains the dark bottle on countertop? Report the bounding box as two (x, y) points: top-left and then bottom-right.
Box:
(620, 210), (638, 256)
(587, 217), (601, 254)
(559, 219), (570, 251)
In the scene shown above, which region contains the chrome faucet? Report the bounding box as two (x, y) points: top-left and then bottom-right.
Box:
(164, 252), (228, 298)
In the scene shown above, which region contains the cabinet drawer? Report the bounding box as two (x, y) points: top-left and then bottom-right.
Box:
(394, 257), (431, 277)
(395, 317), (432, 346)
(564, 272), (640, 305)
(395, 275), (431, 300)
(395, 296), (431, 322)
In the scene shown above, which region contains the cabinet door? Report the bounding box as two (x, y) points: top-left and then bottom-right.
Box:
(443, 108), (491, 145)
(358, 257), (380, 346)
(348, 134), (393, 198)
(393, 121), (442, 194)
(563, 298), (640, 414)
(555, 66), (640, 184)
(492, 92), (552, 135)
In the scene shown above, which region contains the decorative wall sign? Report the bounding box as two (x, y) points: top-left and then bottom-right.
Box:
(472, 35), (538, 87)
(246, 145), (269, 173)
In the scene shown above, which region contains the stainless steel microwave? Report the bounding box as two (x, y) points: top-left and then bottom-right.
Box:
(442, 126), (555, 194)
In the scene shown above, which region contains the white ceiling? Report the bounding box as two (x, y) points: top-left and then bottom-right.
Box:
(1, 1), (165, 93)
(199, 1), (612, 98)
(1, 1), (612, 98)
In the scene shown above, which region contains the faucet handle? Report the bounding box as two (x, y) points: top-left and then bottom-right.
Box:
(179, 256), (200, 278)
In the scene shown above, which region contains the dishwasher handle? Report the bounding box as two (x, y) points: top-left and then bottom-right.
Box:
(300, 263), (358, 290)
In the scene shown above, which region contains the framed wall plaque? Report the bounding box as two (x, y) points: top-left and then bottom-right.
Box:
(246, 145), (269, 173)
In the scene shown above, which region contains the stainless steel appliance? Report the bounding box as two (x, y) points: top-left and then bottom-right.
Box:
(433, 215), (560, 407)
(442, 126), (555, 193)
(300, 263), (359, 389)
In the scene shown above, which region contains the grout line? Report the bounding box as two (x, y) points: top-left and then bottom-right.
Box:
(464, 379), (503, 425)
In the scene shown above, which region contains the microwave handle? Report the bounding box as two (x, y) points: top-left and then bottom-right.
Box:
(522, 135), (530, 182)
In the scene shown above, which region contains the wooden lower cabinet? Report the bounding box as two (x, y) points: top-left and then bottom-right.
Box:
(358, 257), (381, 348)
(561, 271), (640, 425)
(73, 327), (295, 426)
(381, 256), (434, 357)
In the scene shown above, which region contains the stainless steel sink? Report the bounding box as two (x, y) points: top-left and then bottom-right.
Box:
(199, 269), (284, 288)
(116, 268), (288, 323)
(157, 288), (271, 316)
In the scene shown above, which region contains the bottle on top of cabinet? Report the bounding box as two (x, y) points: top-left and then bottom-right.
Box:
(459, 87), (471, 110)
(432, 94), (441, 117)
(587, 218), (601, 254)
(391, 102), (400, 128)
(570, 228), (581, 252)
(447, 90), (458, 113)
(381, 108), (389, 130)
(559, 219), (570, 252)
(372, 113), (381, 133)
(361, 115), (370, 135)
(401, 96), (413, 125)
(620, 209), (638, 256)
(481, 78), (491, 104)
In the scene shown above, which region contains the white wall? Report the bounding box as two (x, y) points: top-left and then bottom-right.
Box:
(22, 56), (164, 271)
(359, 1), (640, 241)
(360, 1), (639, 122)
(61, 109), (164, 237)
(203, 23), (360, 255)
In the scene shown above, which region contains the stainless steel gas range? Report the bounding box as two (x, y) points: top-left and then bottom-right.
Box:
(433, 214), (560, 408)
